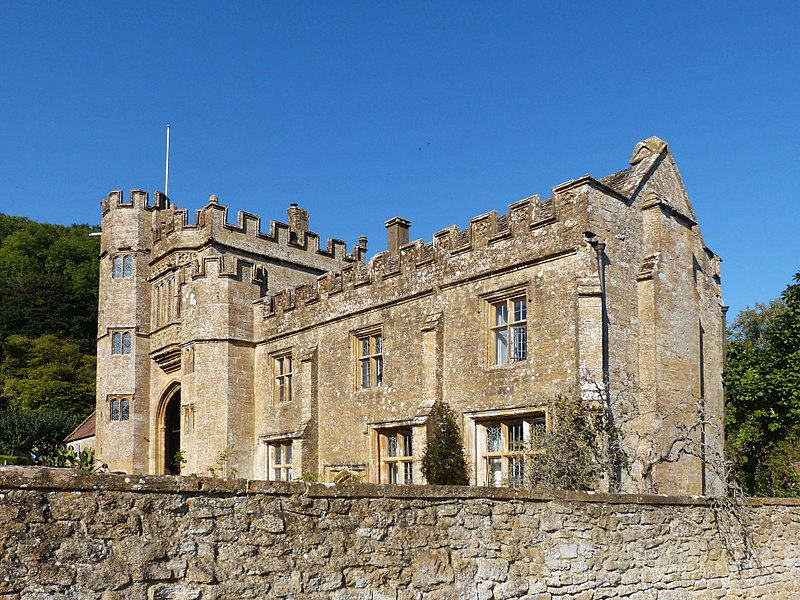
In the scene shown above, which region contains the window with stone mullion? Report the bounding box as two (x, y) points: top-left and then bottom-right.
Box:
(270, 442), (293, 481)
(382, 429), (413, 485)
(358, 333), (383, 389)
(491, 297), (527, 365)
(482, 420), (531, 487)
(274, 354), (292, 403)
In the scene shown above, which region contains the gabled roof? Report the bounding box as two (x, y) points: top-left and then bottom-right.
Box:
(596, 136), (668, 201)
(64, 411), (96, 443)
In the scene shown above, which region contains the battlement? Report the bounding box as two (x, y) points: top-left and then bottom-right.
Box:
(259, 191), (571, 328)
(189, 253), (268, 289)
(101, 190), (365, 268)
(100, 189), (167, 214)
(156, 196), (365, 264)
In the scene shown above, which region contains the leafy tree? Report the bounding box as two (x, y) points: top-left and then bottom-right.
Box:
(0, 274), (97, 351)
(0, 406), (77, 458)
(421, 402), (469, 485)
(0, 334), (95, 418)
(0, 214), (99, 453)
(726, 273), (800, 497)
(0, 214), (99, 352)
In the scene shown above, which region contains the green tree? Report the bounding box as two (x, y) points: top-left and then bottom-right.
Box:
(0, 407), (77, 458)
(421, 402), (469, 485)
(726, 273), (800, 497)
(0, 214), (99, 351)
(0, 334), (95, 418)
(0, 215), (99, 458)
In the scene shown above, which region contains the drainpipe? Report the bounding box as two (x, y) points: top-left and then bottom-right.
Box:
(585, 233), (609, 395)
(585, 232), (618, 489)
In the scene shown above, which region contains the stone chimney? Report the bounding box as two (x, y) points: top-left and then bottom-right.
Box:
(288, 203), (309, 243)
(385, 217), (411, 255)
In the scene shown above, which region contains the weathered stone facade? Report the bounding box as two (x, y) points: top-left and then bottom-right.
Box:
(95, 137), (725, 495)
(2, 467), (799, 599)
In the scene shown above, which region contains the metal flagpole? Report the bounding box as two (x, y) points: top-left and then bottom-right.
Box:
(165, 125), (171, 196)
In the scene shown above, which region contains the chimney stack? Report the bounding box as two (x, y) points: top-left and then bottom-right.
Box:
(385, 217), (411, 256)
(288, 203), (309, 243)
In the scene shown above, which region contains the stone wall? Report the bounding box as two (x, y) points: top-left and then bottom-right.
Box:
(2, 468), (799, 599)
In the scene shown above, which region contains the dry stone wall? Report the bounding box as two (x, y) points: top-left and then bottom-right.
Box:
(1, 467), (798, 599)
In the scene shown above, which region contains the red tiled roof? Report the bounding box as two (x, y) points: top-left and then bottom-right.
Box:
(64, 411), (96, 443)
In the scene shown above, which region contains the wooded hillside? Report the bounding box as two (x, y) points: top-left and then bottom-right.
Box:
(0, 214), (100, 459)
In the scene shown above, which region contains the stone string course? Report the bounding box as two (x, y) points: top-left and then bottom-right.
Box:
(1, 467), (799, 599)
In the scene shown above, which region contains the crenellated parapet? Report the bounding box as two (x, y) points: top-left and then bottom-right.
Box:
(100, 190), (364, 277)
(100, 189), (167, 215)
(258, 191), (577, 333)
(149, 195), (364, 266)
(189, 253), (268, 289)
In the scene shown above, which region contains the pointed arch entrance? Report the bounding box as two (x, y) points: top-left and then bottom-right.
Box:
(156, 383), (182, 474)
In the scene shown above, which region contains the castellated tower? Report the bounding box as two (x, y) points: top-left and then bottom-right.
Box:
(95, 190), (157, 474)
(95, 191), (362, 477)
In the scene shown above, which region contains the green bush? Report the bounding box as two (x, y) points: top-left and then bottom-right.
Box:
(421, 402), (469, 485)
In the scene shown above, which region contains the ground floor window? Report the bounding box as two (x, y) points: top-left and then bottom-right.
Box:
(268, 440), (293, 482)
(475, 414), (545, 487)
(378, 428), (414, 485)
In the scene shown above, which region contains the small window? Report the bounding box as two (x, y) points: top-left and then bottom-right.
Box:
(478, 416), (544, 487)
(268, 441), (293, 481)
(379, 429), (413, 485)
(112, 255), (133, 279)
(490, 296), (527, 365)
(183, 345), (195, 374)
(112, 331), (132, 355)
(109, 396), (131, 421)
(274, 353), (293, 403)
(356, 329), (383, 389)
(183, 404), (196, 432)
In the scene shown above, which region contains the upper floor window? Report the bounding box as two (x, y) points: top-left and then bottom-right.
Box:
(110, 396), (131, 421)
(478, 416), (544, 487)
(490, 296), (527, 365)
(379, 428), (413, 484)
(111, 331), (132, 355)
(268, 440), (293, 482)
(112, 255), (133, 279)
(356, 329), (383, 389)
(274, 352), (293, 403)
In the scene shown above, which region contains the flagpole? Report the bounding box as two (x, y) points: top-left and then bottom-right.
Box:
(165, 125), (171, 196)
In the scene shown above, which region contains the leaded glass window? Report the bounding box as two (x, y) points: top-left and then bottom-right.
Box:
(490, 296), (527, 365)
(380, 428), (413, 485)
(356, 330), (383, 389)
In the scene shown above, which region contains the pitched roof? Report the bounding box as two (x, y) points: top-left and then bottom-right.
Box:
(64, 411), (96, 443)
(593, 136), (669, 201)
(599, 167), (634, 196)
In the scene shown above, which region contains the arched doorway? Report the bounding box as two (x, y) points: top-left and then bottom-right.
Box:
(160, 386), (182, 474)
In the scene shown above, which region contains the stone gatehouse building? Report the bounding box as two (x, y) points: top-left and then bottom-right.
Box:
(94, 136), (725, 495)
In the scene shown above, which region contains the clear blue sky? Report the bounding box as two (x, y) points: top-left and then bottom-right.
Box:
(1, 2), (798, 319)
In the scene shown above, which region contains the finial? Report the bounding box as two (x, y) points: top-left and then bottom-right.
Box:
(209, 194), (219, 204)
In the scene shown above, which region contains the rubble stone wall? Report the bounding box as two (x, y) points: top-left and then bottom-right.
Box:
(1, 467), (798, 599)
